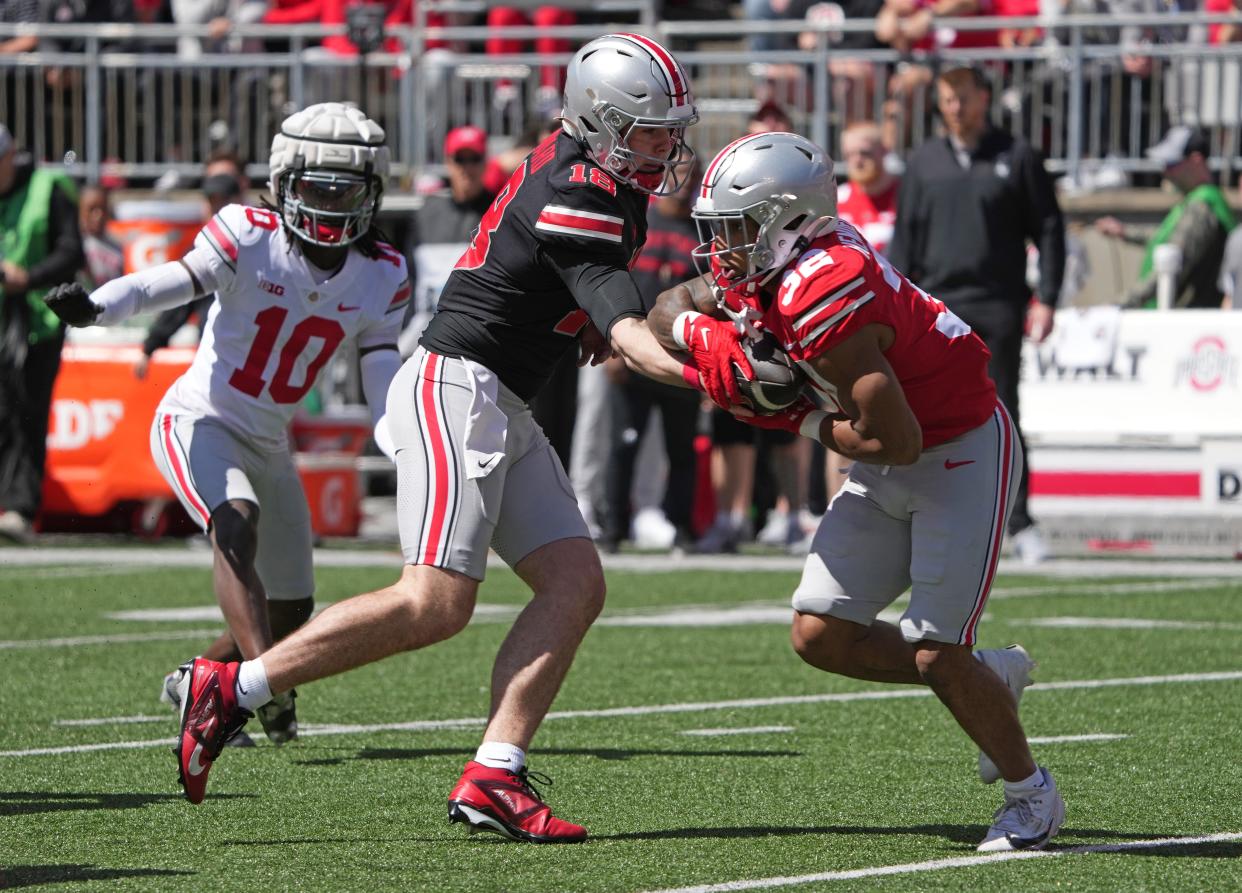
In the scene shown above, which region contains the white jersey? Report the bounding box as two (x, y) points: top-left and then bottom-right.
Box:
(160, 203), (410, 451)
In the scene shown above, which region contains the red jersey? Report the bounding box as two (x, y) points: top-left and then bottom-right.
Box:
(836, 180), (899, 257)
(728, 221), (996, 448)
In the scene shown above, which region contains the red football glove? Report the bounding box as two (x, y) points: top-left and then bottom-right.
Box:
(672, 311), (752, 409)
(732, 396), (829, 440)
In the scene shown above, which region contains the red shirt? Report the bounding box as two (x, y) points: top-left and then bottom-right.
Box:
(726, 221), (997, 448)
(836, 180), (899, 257)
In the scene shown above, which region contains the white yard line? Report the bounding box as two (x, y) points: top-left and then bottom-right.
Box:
(641, 831), (1242, 893)
(681, 726), (795, 737)
(0, 629), (223, 650)
(1028, 733), (1128, 744)
(7, 669), (1239, 759)
(1018, 617), (1242, 630)
(53, 715), (169, 727)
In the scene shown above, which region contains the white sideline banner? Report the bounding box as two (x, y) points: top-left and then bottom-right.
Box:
(1021, 308), (1242, 443)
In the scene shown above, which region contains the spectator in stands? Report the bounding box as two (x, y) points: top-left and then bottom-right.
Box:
(747, 100), (794, 135)
(485, 6), (577, 115)
(171, 0), (267, 58)
(133, 150), (248, 379)
(875, 0), (997, 152)
(1220, 174), (1242, 310)
(744, 0), (802, 54)
(483, 117), (558, 198)
(0, 124), (84, 542)
(797, 0), (887, 126)
(401, 126), (494, 354)
(888, 63), (1065, 566)
(598, 164), (702, 553)
(837, 120), (899, 255)
(1095, 126), (1237, 309)
(78, 185), (125, 290)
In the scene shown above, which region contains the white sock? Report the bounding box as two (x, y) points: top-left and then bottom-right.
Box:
(474, 742), (526, 772)
(234, 659), (272, 711)
(1003, 767), (1046, 798)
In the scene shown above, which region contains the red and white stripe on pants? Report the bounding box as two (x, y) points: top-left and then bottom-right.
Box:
(412, 351), (462, 567)
(957, 401), (1017, 646)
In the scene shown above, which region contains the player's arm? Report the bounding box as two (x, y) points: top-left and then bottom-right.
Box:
(745, 324), (921, 464)
(647, 273), (723, 352)
(357, 276), (411, 461)
(805, 325), (922, 465)
(45, 205), (246, 326)
(44, 256), (215, 328)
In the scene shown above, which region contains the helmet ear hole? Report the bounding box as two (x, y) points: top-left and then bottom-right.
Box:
(578, 116), (599, 135)
(784, 213), (807, 232)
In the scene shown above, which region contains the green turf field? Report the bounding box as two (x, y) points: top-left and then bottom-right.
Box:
(2, 557), (1240, 891)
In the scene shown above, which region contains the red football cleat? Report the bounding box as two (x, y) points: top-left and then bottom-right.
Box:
(447, 761), (588, 843)
(175, 657), (251, 804)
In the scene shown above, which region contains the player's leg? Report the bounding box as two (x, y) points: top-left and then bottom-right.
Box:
(171, 350), (492, 802)
(900, 403), (1062, 850)
(260, 348), (496, 692)
(149, 414), (271, 660)
(789, 468), (919, 684)
(446, 404), (597, 842)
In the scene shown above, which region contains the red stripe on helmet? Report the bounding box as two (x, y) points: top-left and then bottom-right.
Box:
(615, 32), (690, 108)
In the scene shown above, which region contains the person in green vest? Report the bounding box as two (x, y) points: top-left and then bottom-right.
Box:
(1095, 126), (1237, 309)
(0, 124), (84, 542)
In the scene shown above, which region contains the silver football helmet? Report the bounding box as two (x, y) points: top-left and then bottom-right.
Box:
(693, 131), (837, 288)
(561, 32), (699, 196)
(269, 102), (389, 247)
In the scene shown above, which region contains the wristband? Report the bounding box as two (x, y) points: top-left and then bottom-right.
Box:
(680, 363), (703, 389)
(671, 310), (703, 350)
(799, 410), (829, 441)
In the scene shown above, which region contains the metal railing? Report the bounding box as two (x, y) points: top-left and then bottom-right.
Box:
(0, 13), (1239, 187)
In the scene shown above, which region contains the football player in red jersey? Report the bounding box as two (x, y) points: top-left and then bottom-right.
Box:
(152, 35), (730, 842)
(650, 132), (1065, 853)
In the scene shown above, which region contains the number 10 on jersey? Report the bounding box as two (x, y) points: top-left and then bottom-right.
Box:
(229, 306), (346, 404)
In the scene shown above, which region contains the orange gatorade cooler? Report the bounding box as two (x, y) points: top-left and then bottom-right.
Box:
(295, 452), (362, 537)
(43, 343), (195, 519)
(108, 199), (204, 274)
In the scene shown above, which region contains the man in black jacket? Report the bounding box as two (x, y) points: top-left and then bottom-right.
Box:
(888, 63), (1065, 565)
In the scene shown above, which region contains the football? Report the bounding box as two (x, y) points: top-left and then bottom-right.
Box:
(734, 333), (805, 412)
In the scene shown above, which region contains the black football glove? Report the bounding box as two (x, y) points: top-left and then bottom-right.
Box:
(44, 282), (101, 327)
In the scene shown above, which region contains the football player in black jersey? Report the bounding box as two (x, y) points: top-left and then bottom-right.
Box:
(168, 34), (755, 843)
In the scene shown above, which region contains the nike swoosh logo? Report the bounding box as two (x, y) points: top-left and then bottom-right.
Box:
(338, 303), (361, 312)
(700, 329), (711, 350)
(186, 740), (208, 776)
(944, 459), (976, 470)
(477, 454), (500, 472)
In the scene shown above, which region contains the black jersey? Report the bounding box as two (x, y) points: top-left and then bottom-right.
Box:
(420, 131), (649, 400)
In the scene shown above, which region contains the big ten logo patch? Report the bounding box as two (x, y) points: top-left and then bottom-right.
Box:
(47, 399), (124, 450)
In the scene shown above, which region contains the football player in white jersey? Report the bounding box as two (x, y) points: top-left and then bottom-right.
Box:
(45, 102), (409, 747)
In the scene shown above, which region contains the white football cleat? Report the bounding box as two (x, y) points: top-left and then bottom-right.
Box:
(977, 767), (1064, 852)
(976, 644), (1036, 784)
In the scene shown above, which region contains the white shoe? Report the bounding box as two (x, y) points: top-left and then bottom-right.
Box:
(632, 507), (676, 550)
(975, 645), (1037, 783)
(977, 767), (1065, 852)
(1011, 526), (1048, 566)
(0, 510), (33, 544)
(756, 511), (793, 546)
